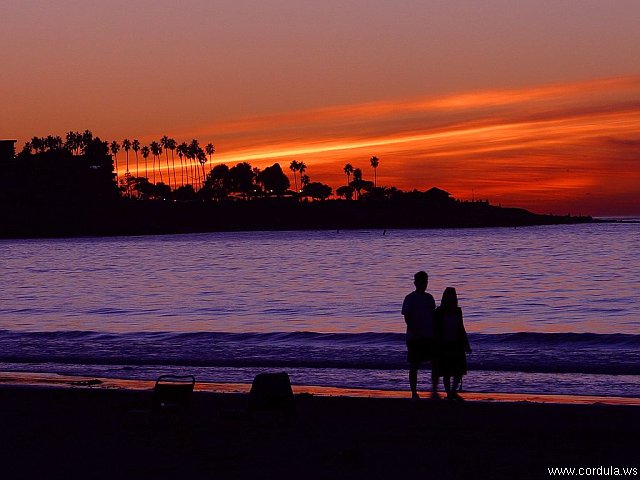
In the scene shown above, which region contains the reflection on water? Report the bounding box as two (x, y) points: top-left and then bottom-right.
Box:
(1, 223), (638, 334)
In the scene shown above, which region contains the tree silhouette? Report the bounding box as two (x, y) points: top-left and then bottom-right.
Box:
(81, 130), (94, 151)
(289, 160), (300, 192)
(150, 141), (162, 184)
(155, 182), (171, 200)
(197, 147), (207, 188)
(298, 161), (307, 184)
(20, 141), (33, 156)
(141, 145), (150, 179)
(188, 139), (201, 190)
(302, 182), (332, 201)
(173, 184), (196, 201)
(205, 143), (215, 187)
(209, 163), (231, 200)
(132, 139), (140, 177)
(130, 176), (154, 200)
(205, 143), (215, 163)
(177, 142), (188, 186)
(43, 135), (64, 151)
(168, 138), (177, 190)
(30, 137), (43, 154)
(64, 131), (75, 155)
(122, 139), (131, 175)
(351, 168), (363, 199)
(336, 185), (354, 200)
(301, 174), (310, 189)
(206, 163), (231, 200)
(65, 131), (82, 155)
(370, 156), (379, 188)
(109, 141), (120, 181)
(343, 163), (354, 186)
(257, 163), (290, 196)
(228, 162), (255, 199)
(160, 136), (173, 190)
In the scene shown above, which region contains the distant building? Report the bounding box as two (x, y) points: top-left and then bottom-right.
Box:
(0, 140), (17, 162)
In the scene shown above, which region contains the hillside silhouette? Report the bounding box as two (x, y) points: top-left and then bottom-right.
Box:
(0, 131), (593, 238)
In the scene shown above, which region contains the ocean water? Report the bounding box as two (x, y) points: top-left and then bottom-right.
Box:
(1, 223), (639, 397)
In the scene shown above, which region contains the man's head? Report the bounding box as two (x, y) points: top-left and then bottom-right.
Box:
(414, 271), (428, 292)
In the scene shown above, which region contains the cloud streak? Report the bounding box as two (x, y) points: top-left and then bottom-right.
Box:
(179, 76), (640, 215)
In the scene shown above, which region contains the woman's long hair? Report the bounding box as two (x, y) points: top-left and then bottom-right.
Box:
(440, 287), (458, 310)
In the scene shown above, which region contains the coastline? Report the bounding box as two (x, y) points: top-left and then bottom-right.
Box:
(2, 371), (639, 406)
(0, 197), (594, 239)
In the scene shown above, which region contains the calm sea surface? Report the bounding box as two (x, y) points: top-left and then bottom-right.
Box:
(1, 223), (639, 396)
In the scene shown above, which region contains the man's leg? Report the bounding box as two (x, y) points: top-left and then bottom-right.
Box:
(452, 376), (461, 392)
(409, 365), (419, 399)
(443, 376), (451, 394)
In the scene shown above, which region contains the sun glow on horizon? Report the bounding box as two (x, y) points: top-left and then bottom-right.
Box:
(171, 76), (640, 215)
(12, 77), (640, 216)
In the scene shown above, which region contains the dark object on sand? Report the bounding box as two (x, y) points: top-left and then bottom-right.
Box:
(248, 372), (295, 416)
(152, 374), (195, 412)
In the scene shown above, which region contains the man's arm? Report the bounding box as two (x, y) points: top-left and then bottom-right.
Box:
(404, 314), (415, 336)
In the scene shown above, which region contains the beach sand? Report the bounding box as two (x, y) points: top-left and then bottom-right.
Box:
(1, 379), (638, 480)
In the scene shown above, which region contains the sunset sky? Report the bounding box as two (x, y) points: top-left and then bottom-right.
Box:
(2, 0), (639, 215)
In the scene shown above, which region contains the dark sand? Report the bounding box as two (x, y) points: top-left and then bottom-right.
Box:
(1, 385), (638, 480)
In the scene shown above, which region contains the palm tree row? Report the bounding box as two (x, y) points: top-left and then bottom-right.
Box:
(288, 160), (307, 193)
(338, 156), (380, 199)
(23, 130), (98, 157)
(108, 136), (215, 192)
(21, 131), (380, 201)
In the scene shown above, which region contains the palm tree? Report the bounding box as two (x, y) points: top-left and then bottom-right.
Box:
(81, 130), (93, 153)
(197, 147), (207, 186)
(150, 141), (162, 184)
(160, 136), (173, 189)
(188, 139), (201, 189)
(110, 141), (120, 180)
(343, 163), (354, 186)
(204, 143), (215, 186)
(122, 139), (131, 174)
(65, 131), (81, 155)
(289, 160), (300, 192)
(301, 174), (310, 189)
(352, 167), (363, 200)
(141, 145), (150, 179)
(132, 139), (140, 176)
(168, 138), (178, 189)
(298, 161), (307, 186)
(177, 142), (188, 186)
(370, 156), (379, 187)
(205, 143), (215, 161)
(185, 143), (195, 188)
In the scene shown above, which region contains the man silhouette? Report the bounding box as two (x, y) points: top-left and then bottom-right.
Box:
(402, 271), (438, 400)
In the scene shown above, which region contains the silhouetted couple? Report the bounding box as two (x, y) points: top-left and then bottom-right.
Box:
(402, 271), (471, 401)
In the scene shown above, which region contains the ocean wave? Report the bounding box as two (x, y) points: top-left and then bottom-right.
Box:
(1, 329), (639, 376)
(2, 329), (639, 345)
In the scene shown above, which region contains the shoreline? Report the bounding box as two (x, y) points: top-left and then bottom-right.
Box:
(2, 371), (639, 406)
(0, 220), (601, 240)
(0, 196), (595, 239)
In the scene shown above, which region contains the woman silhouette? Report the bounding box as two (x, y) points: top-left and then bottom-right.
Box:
(435, 287), (471, 402)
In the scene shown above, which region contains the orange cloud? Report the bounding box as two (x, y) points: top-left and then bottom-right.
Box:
(169, 76), (640, 215)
